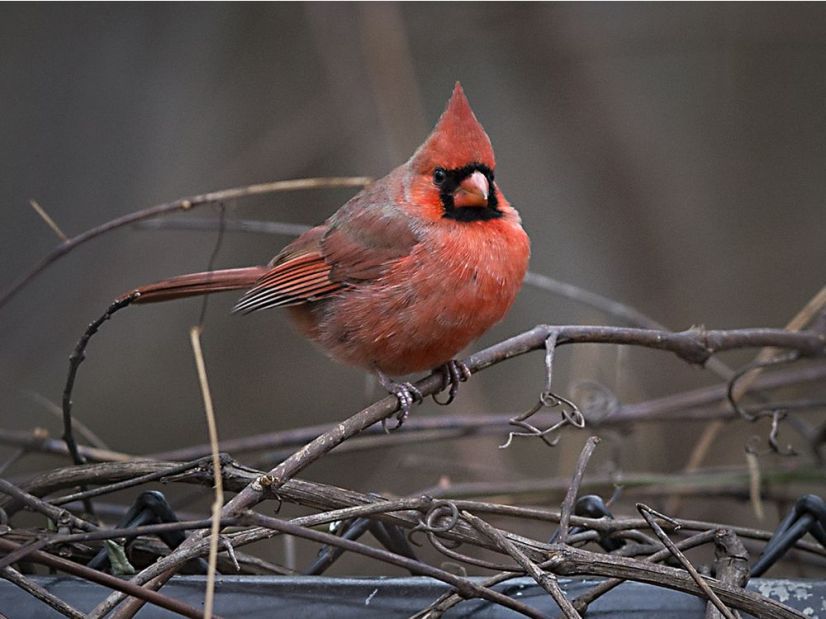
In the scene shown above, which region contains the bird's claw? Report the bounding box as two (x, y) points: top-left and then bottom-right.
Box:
(376, 372), (423, 431)
(395, 381), (424, 422)
(433, 360), (471, 406)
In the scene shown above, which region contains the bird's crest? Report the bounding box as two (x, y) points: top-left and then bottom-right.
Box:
(411, 83), (495, 172)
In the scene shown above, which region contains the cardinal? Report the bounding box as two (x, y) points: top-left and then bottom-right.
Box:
(124, 83), (530, 421)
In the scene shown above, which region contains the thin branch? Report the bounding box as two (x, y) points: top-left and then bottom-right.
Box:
(707, 529), (750, 619)
(62, 294), (139, 468)
(1, 565), (84, 618)
(0, 567), (86, 619)
(545, 544), (805, 619)
(25, 391), (109, 450)
(50, 456), (217, 506)
(0, 537), (216, 619)
(139, 361), (826, 462)
(136, 217), (312, 238)
(463, 510), (580, 618)
(28, 199), (68, 241)
(637, 504), (736, 619)
(0, 177), (371, 310)
(242, 511), (546, 619)
(571, 529), (718, 613)
(0, 478), (95, 533)
(558, 436), (600, 544)
(0, 427), (135, 462)
(189, 326), (223, 619)
(674, 286), (826, 512)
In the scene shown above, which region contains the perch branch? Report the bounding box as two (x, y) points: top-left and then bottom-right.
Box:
(64, 324), (826, 615)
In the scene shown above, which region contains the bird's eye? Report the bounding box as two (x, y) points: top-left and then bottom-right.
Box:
(433, 168), (447, 186)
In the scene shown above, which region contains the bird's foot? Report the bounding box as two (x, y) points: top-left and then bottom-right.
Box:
(433, 360), (472, 406)
(376, 371), (423, 430)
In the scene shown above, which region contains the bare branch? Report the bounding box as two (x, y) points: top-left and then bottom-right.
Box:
(1, 565), (84, 619)
(28, 199), (68, 241)
(0, 537), (214, 619)
(242, 511), (547, 619)
(463, 510), (581, 618)
(637, 503), (736, 619)
(0, 177), (371, 310)
(558, 436), (600, 544)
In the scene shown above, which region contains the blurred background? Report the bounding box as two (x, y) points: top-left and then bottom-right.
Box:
(1, 3), (824, 575)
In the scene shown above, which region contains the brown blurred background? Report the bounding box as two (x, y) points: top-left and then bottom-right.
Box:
(1, 3), (824, 573)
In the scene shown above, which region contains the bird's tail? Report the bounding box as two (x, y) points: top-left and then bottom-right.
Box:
(119, 266), (268, 304)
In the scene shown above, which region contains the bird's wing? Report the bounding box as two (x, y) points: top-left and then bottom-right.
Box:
(233, 201), (419, 314)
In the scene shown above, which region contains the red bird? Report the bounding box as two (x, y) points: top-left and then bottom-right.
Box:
(126, 83), (530, 419)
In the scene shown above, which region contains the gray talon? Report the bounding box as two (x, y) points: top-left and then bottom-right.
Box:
(433, 360), (471, 406)
(375, 372), (423, 429)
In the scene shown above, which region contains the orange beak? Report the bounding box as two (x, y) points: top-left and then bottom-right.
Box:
(452, 170), (489, 208)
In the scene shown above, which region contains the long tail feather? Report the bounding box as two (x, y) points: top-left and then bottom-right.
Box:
(120, 267), (268, 304)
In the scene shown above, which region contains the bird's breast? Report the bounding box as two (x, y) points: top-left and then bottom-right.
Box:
(303, 218), (529, 376)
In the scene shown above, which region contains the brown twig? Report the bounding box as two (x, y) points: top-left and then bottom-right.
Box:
(61, 295), (139, 479)
(138, 361), (826, 462)
(463, 510), (580, 618)
(136, 217), (312, 238)
(189, 326), (223, 619)
(50, 456), (217, 506)
(0, 478), (95, 533)
(674, 286), (826, 514)
(0, 517), (241, 571)
(28, 199), (68, 241)
(637, 504), (736, 619)
(558, 436), (600, 544)
(0, 427), (133, 462)
(410, 571), (520, 619)
(1, 565), (84, 619)
(0, 537), (216, 619)
(242, 511), (547, 619)
(571, 529), (719, 613)
(500, 330), (585, 449)
(707, 529), (750, 619)
(545, 544), (805, 619)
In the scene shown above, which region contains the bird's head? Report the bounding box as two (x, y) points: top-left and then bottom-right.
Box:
(407, 83), (504, 223)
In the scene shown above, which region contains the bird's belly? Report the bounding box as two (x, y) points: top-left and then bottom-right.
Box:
(297, 242), (526, 376)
